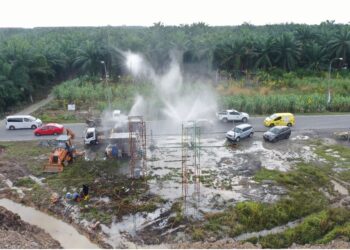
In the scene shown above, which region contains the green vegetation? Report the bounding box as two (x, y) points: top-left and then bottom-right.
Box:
(258, 208), (350, 248)
(313, 141), (350, 182)
(0, 141), (51, 175)
(168, 201), (185, 226)
(1, 23), (350, 114)
(220, 93), (350, 114)
(40, 75), (350, 118)
(0, 141), (165, 225)
(80, 206), (113, 225)
(14, 177), (36, 188)
(192, 163), (331, 240)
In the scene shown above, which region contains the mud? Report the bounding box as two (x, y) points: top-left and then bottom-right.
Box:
(0, 205), (61, 249)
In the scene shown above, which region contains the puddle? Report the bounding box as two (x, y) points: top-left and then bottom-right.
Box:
(0, 198), (99, 249)
(147, 136), (303, 215)
(101, 204), (170, 248)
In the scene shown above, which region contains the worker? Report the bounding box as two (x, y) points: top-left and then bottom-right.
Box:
(81, 184), (89, 200)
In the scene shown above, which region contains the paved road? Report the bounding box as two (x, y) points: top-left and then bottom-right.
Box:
(0, 94), (54, 127)
(0, 114), (349, 142)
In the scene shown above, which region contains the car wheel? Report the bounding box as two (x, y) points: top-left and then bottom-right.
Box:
(9, 126), (15, 130)
(272, 138), (277, 143)
(31, 125), (37, 129)
(35, 133), (40, 136)
(286, 134), (290, 139)
(242, 117), (248, 123)
(269, 123), (274, 127)
(236, 137), (240, 142)
(287, 123), (292, 127)
(249, 132), (254, 138)
(222, 118), (228, 123)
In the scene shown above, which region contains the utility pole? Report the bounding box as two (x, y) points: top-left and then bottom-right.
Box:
(101, 60), (111, 109)
(327, 57), (343, 106)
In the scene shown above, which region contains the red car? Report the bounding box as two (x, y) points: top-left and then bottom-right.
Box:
(34, 123), (64, 136)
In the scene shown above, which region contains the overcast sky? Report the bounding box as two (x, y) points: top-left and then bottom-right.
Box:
(1, 0), (349, 28)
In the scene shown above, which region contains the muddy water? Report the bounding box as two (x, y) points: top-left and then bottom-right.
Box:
(145, 133), (325, 220)
(0, 198), (99, 249)
(101, 204), (171, 248)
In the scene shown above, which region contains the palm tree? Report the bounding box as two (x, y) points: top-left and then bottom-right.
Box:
(255, 37), (275, 69)
(295, 26), (319, 45)
(303, 43), (328, 70)
(273, 33), (301, 71)
(73, 41), (106, 76)
(328, 28), (350, 63)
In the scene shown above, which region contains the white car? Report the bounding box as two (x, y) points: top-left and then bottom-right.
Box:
(184, 119), (214, 131)
(226, 124), (254, 142)
(6, 115), (42, 130)
(216, 109), (249, 123)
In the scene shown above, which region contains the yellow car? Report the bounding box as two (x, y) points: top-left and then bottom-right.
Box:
(264, 113), (295, 127)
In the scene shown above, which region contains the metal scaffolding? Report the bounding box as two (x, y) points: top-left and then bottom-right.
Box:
(181, 124), (189, 211)
(128, 116), (147, 179)
(181, 121), (201, 214)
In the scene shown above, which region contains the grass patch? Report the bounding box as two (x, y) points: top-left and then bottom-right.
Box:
(80, 206), (113, 225)
(14, 177), (36, 188)
(254, 164), (331, 189)
(0, 141), (52, 175)
(314, 143), (350, 163)
(168, 201), (185, 226)
(258, 208), (350, 248)
(44, 160), (121, 193)
(337, 170), (350, 182)
(194, 163), (331, 240)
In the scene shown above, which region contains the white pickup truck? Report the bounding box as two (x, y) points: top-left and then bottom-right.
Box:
(216, 109), (249, 123)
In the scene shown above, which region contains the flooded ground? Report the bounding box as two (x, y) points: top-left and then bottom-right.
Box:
(146, 131), (321, 215)
(0, 198), (99, 249)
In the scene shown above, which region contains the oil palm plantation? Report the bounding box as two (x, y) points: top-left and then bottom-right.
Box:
(273, 33), (301, 71)
(255, 37), (275, 69)
(328, 28), (350, 64)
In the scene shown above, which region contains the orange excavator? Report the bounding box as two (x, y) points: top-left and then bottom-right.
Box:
(43, 128), (85, 173)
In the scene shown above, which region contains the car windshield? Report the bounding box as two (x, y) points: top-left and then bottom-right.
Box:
(269, 114), (278, 119)
(233, 127), (242, 133)
(269, 127), (280, 134)
(28, 116), (36, 121)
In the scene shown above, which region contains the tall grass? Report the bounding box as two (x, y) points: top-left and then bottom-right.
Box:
(53, 78), (154, 111)
(54, 77), (350, 114)
(220, 93), (350, 114)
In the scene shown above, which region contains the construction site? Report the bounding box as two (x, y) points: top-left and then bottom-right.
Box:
(0, 53), (349, 249)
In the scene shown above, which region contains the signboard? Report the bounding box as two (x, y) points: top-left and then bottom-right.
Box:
(68, 104), (76, 111)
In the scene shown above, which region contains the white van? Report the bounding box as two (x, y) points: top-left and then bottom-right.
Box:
(5, 115), (42, 130)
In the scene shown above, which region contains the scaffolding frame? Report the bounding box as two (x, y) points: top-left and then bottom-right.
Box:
(181, 124), (189, 211)
(128, 116), (147, 179)
(181, 121), (201, 214)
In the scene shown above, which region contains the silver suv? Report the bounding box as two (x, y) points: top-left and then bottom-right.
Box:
(226, 124), (254, 142)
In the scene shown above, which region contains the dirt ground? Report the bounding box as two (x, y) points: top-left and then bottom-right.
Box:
(0, 206), (61, 249)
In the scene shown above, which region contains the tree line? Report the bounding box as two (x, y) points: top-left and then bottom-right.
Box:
(0, 21), (349, 113)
